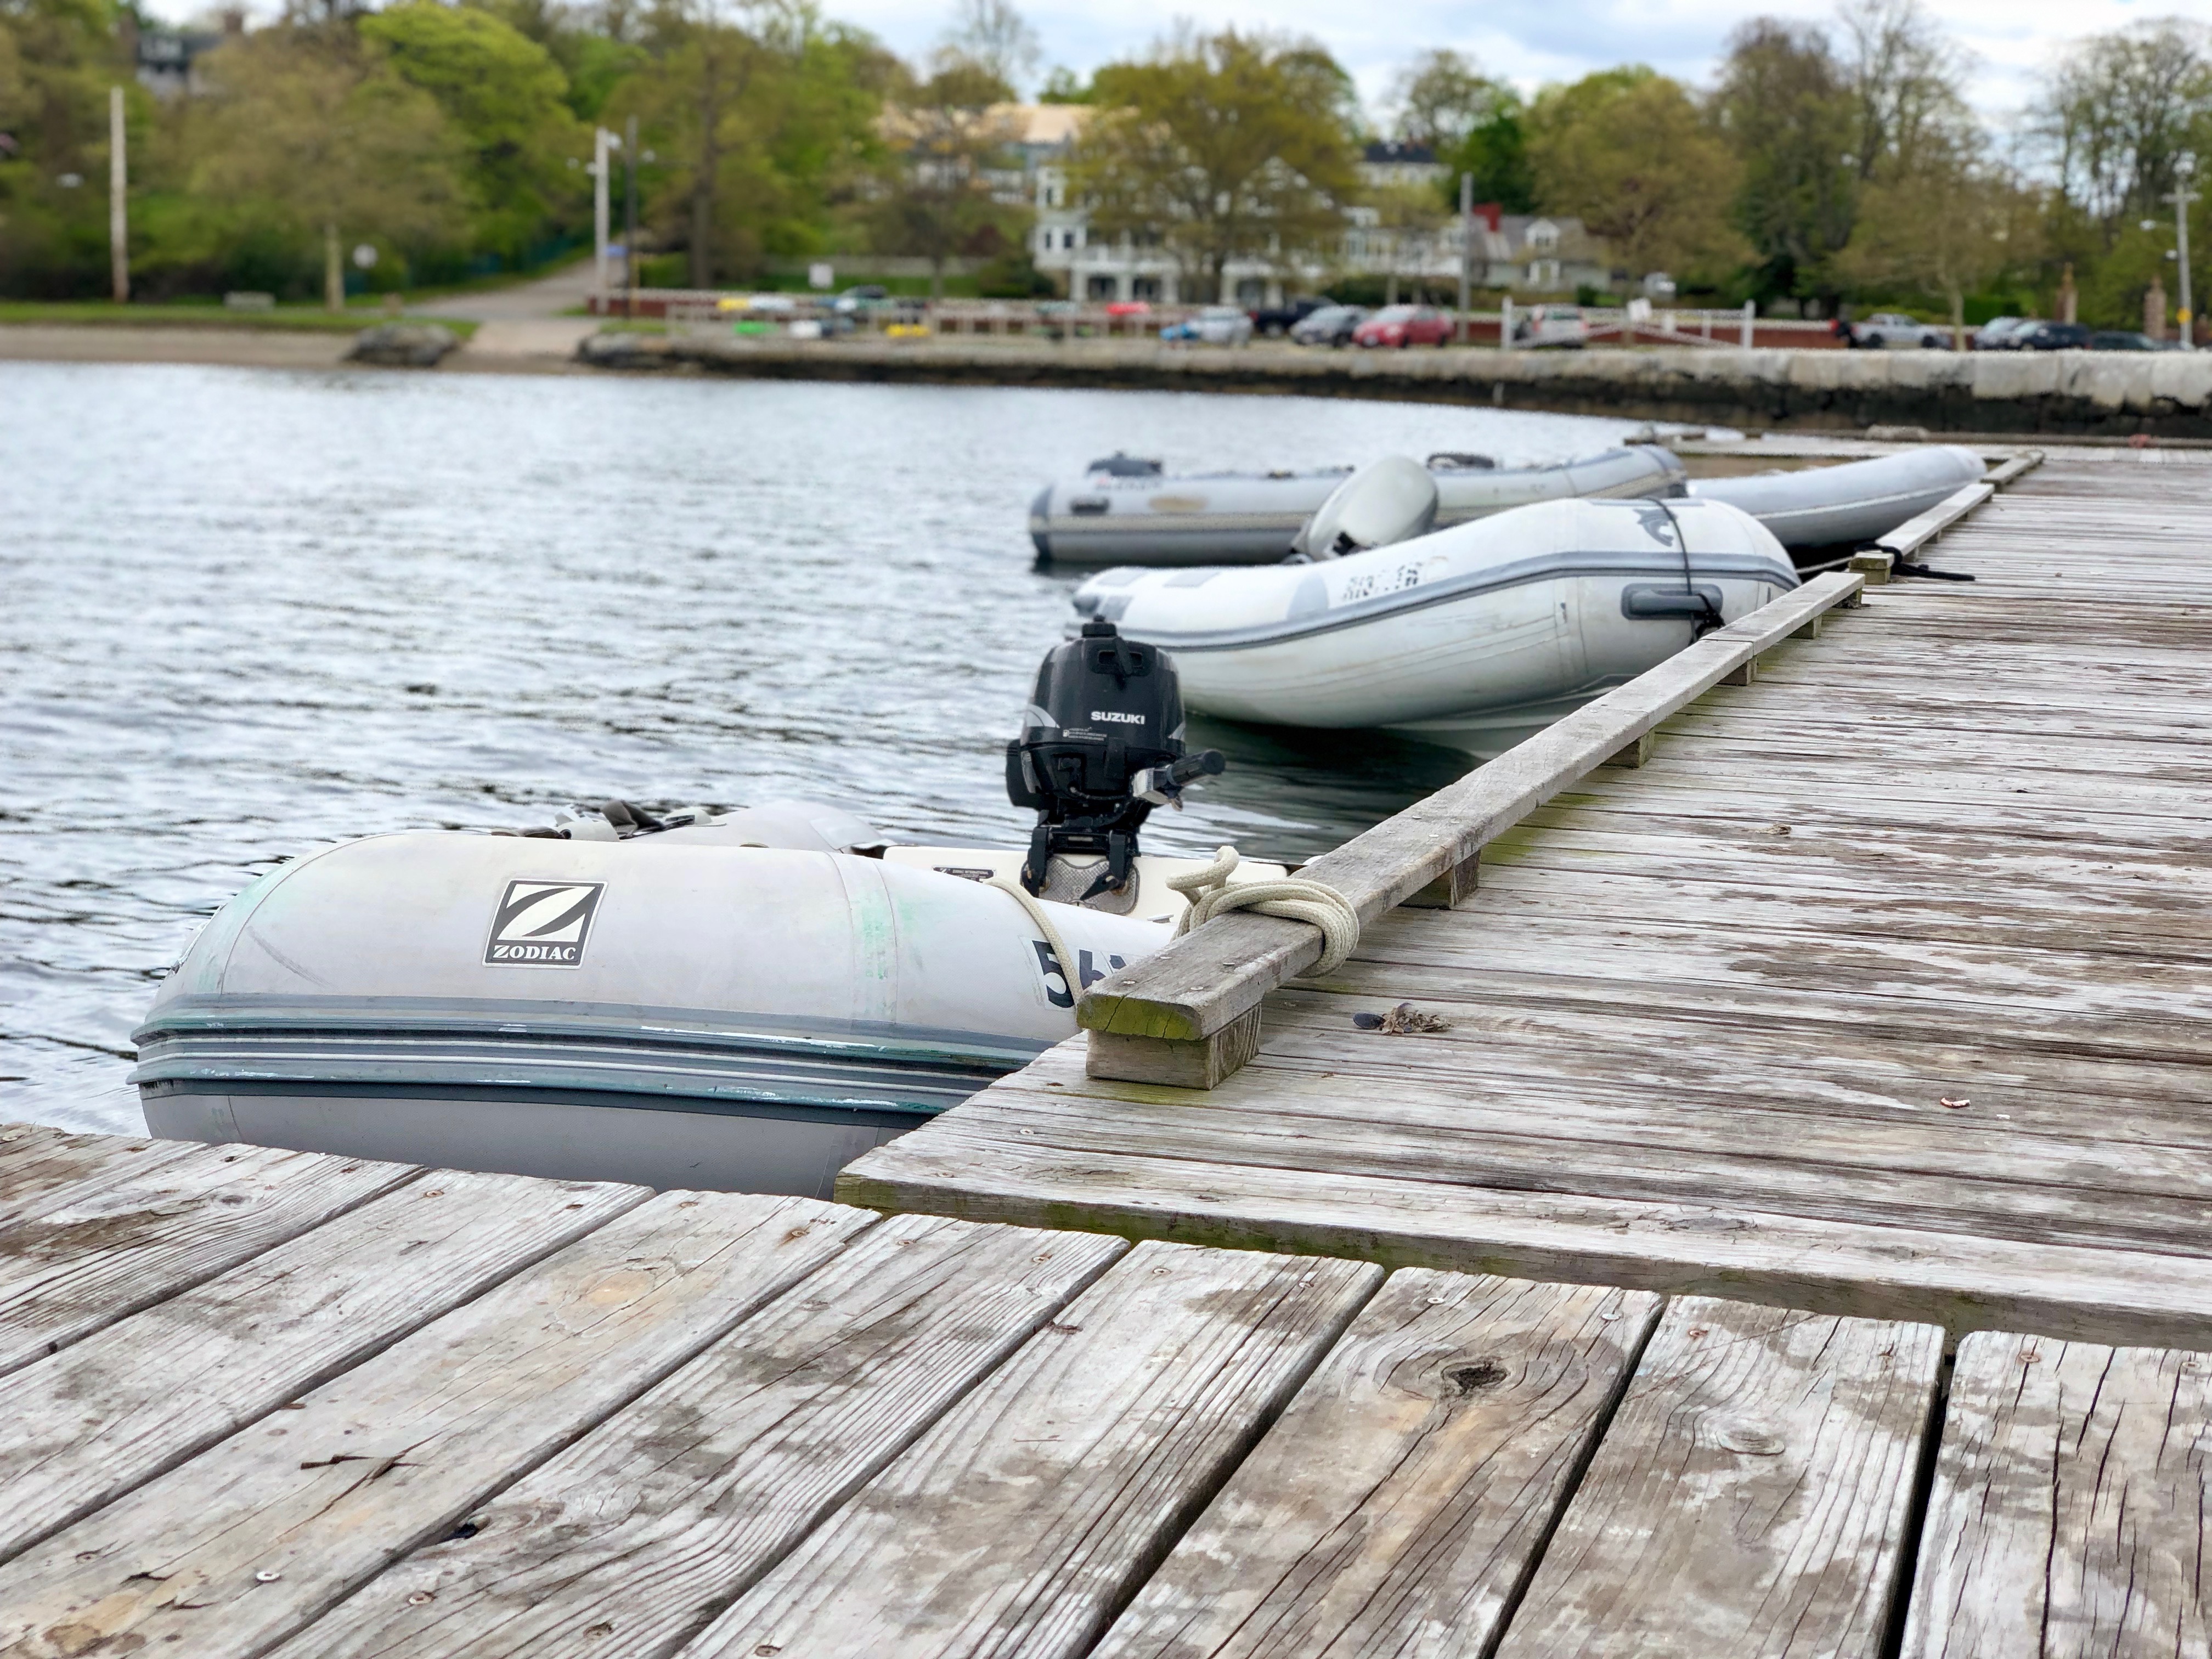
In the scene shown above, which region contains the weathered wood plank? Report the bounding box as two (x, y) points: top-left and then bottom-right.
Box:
(933, 1063), (2212, 1260)
(0, 1143), (418, 1378)
(1078, 573), (1865, 1056)
(0, 1190), (871, 1659)
(678, 1240), (1384, 1659)
(839, 1123), (2212, 1348)
(0, 1167), (645, 1565)
(274, 1214), (1128, 1659)
(0, 1124), (182, 1231)
(1090, 1273), (1661, 1659)
(1900, 1329), (2212, 1659)
(1494, 1297), (1943, 1658)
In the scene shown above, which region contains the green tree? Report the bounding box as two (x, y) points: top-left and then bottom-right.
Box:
(1713, 19), (1857, 309)
(1071, 28), (1359, 302)
(180, 25), (470, 305)
(360, 1), (586, 263)
(1833, 149), (2028, 343)
(1387, 47), (1532, 213)
(611, 0), (887, 286)
(1526, 66), (1743, 286)
(871, 49), (1022, 298)
(0, 0), (129, 296)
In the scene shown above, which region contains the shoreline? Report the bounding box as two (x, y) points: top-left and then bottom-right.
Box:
(12, 321), (2212, 438)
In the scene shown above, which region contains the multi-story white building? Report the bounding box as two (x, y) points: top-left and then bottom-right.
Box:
(1001, 108), (1615, 303)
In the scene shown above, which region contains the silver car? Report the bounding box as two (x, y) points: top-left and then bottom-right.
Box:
(1847, 312), (1950, 349)
(1169, 305), (1254, 347)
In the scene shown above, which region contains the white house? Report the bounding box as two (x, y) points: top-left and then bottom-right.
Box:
(999, 105), (1613, 303)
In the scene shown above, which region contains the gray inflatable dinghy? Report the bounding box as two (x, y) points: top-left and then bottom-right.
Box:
(132, 631), (1267, 1199)
(1029, 447), (1688, 567)
(1691, 445), (1985, 550)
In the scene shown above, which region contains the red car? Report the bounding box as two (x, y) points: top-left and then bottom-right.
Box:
(1353, 304), (1454, 348)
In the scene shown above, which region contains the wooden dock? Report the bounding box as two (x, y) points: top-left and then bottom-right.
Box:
(844, 444), (2212, 1354)
(5, 1121), (2210, 1657)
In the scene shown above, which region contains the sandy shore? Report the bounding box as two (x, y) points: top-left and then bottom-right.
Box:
(0, 320), (595, 375)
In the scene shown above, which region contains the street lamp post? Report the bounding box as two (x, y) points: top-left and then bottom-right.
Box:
(2168, 152), (2198, 350)
(592, 127), (619, 302)
(1457, 172), (1472, 345)
(624, 115), (640, 319)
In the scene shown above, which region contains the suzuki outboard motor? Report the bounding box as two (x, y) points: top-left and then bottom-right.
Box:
(1007, 619), (1224, 899)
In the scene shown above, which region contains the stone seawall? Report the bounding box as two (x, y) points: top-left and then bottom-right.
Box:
(580, 331), (2212, 436)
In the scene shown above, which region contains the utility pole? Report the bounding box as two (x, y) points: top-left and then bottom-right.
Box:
(624, 114), (640, 318)
(592, 127), (618, 304)
(108, 86), (128, 303)
(2169, 152), (2198, 351)
(1457, 172), (1472, 344)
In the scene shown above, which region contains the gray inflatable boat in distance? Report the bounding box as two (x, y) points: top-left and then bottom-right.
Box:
(1690, 445), (1985, 551)
(1029, 447), (1688, 567)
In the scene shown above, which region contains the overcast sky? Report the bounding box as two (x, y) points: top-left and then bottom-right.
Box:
(888, 0), (2203, 127)
(144, 0), (2204, 128)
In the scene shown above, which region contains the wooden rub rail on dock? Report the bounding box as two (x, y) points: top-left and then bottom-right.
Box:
(5, 1122), (2212, 1657)
(844, 445), (2212, 1355)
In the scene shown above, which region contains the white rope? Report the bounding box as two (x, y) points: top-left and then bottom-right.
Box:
(986, 874), (1085, 1006)
(1165, 847), (1362, 977)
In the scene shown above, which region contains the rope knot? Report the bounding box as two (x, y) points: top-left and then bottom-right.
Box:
(1166, 847), (1361, 977)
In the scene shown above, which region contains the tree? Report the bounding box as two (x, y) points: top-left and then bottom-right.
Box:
(614, 0), (888, 287)
(182, 26), (470, 306)
(2033, 20), (2212, 246)
(1387, 48), (1507, 153)
(1070, 28), (1359, 302)
(1526, 67), (1743, 285)
(1837, 0), (1973, 186)
(1713, 18), (1857, 309)
(360, 1), (585, 263)
(1833, 149), (2026, 343)
(939, 0), (1036, 100)
(870, 49), (1022, 298)
(0, 0), (128, 296)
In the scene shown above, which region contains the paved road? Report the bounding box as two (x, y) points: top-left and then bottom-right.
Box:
(411, 259), (600, 323)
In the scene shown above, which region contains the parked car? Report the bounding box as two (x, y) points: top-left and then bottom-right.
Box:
(1511, 304), (1588, 348)
(1843, 312), (1948, 348)
(2012, 321), (2092, 351)
(1354, 304), (1454, 348)
(1161, 305), (1254, 347)
(1973, 315), (2028, 349)
(1103, 300), (1153, 319)
(1250, 297), (1328, 336)
(2089, 329), (2180, 351)
(1289, 304), (1369, 347)
(831, 284), (890, 313)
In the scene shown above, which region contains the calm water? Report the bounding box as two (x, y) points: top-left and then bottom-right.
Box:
(1, 362), (1659, 1132)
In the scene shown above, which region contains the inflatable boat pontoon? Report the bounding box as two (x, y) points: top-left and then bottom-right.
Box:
(1030, 447), (1688, 566)
(1032, 445), (1985, 567)
(1074, 493), (1799, 757)
(1690, 445), (1984, 550)
(135, 628), (1265, 1198)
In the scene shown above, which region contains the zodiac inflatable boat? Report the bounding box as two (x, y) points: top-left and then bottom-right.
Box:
(1032, 445), (1984, 567)
(1073, 490), (1799, 756)
(134, 628), (1266, 1198)
(1030, 447), (1688, 566)
(1691, 444), (1983, 550)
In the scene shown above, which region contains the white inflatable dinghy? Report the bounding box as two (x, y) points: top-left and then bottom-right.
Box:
(1029, 447), (1688, 567)
(135, 629), (1273, 1198)
(1691, 445), (1984, 550)
(1073, 493), (1798, 756)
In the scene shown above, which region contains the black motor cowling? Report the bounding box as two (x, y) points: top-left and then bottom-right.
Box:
(1007, 619), (1223, 898)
